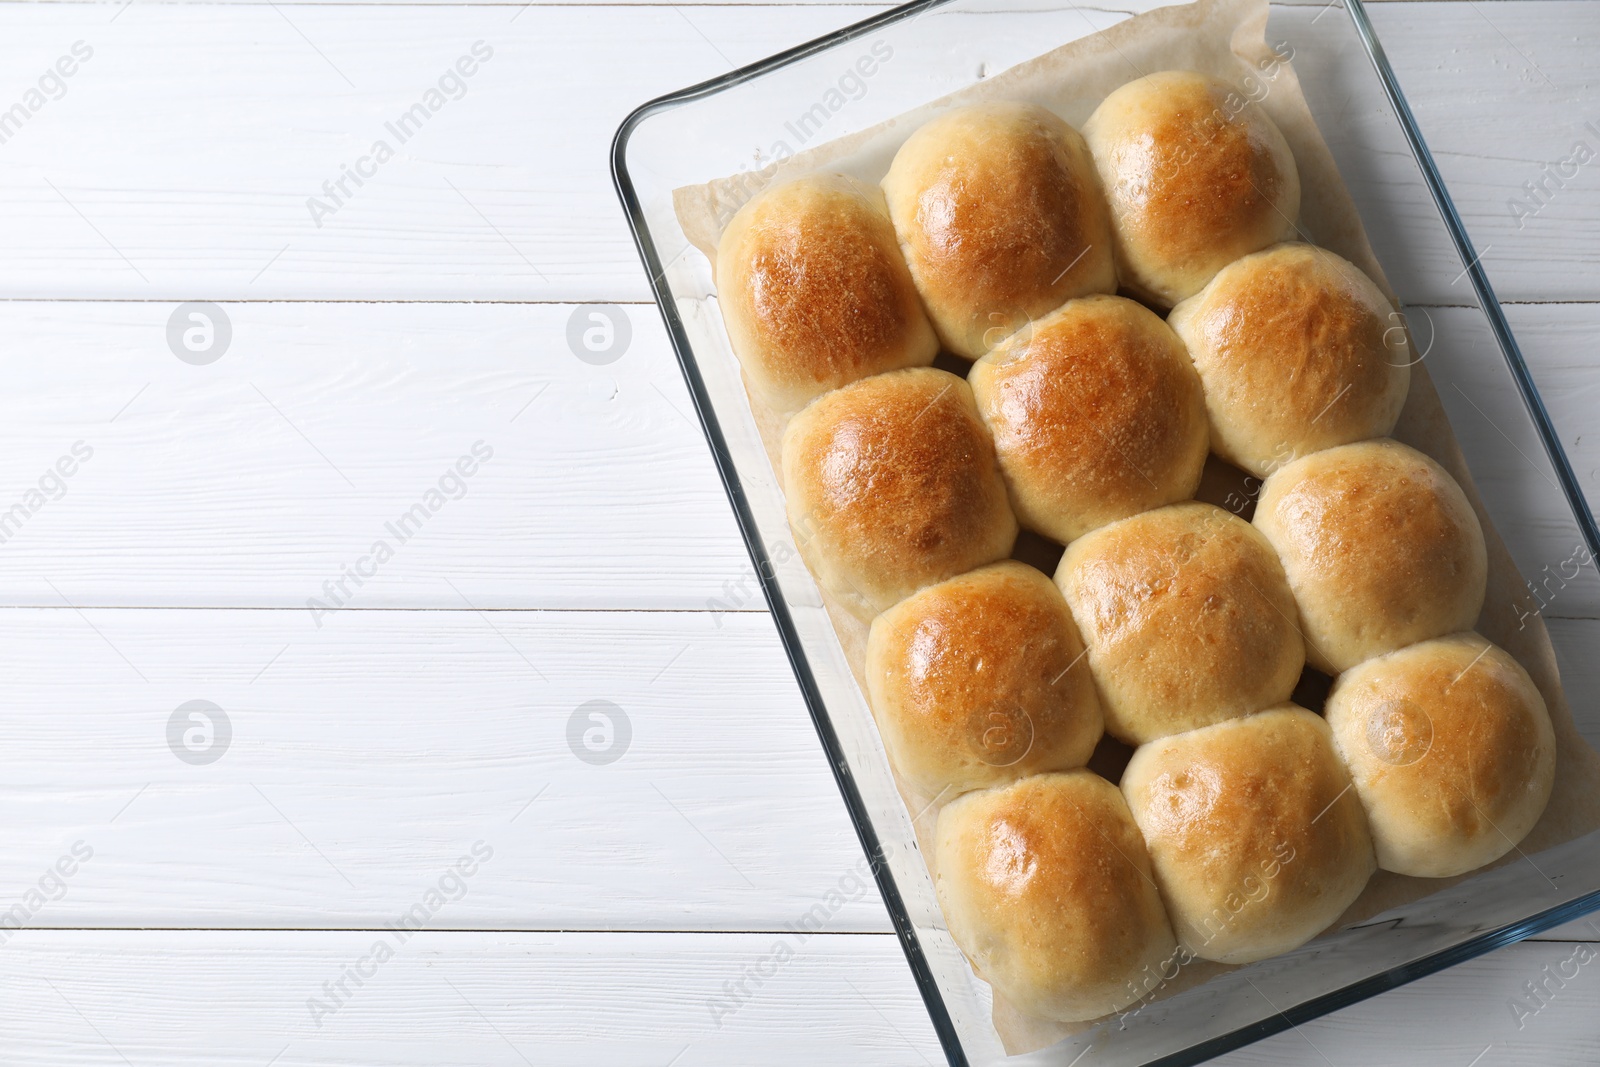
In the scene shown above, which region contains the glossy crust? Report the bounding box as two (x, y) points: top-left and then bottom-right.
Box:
(881, 102), (1117, 359)
(970, 294), (1209, 544)
(1167, 243), (1411, 477)
(1253, 439), (1487, 674)
(782, 368), (1018, 618)
(1325, 634), (1556, 878)
(715, 173), (939, 415)
(1122, 705), (1375, 964)
(1054, 502), (1305, 745)
(935, 772), (1177, 1021)
(866, 562), (1103, 796)
(1083, 70), (1300, 306)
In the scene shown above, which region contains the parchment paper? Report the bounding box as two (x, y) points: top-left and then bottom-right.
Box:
(673, 0), (1600, 1055)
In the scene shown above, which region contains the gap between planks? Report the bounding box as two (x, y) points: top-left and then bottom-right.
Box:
(0, 299), (1585, 307)
(0, 605), (1592, 621)
(0, 924), (1583, 938)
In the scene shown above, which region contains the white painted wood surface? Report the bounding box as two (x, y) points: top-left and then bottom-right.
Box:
(0, 300), (751, 609)
(0, 299), (1594, 611)
(1, 608), (1598, 932)
(0, 0), (1597, 1063)
(0, 607), (896, 930)
(0, 932), (1596, 1065)
(0, 2), (1590, 303)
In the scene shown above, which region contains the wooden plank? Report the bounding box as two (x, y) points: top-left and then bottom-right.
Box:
(1429, 303), (1600, 622)
(0, 299), (1594, 612)
(0, 604), (1589, 930)
(0, 2), (1591, 302)
(0, 300), (753, 609)
(0, 931), (942, 1066)
(1212, 937), (1600, 1066)
(1368, 0), (1600, 308)
(0, 930), (1597, 1065)
(0, 2), (859, 302)
(0, 608), (894, 931)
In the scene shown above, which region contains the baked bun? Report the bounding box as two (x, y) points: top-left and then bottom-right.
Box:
(715, 173), (939, 415)
(881, 102), (1116, 359)
(1167, 243), (1411, 477)
(782, 368), (1017, 617)
(1122, 705), (1375, 964)
(1083, 70), (1301, 306)
(866, 562), (1102, 797)
(969, 294), (1209, 544)
(1054, 502), (1304, 745)
(1325, 634), (1556, 878)
(1253, 439), (1487, 674)
(936, 772), (1176, 1021)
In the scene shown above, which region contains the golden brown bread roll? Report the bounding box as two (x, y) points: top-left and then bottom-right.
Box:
(1083, 70), (1301, 306)
(1325, 633), (1556, 878)
(935, 771), (1176, 1021)
(1122, 705), (1375, 964)
(1054, 502), (1304, 745)
(969, 294), (1209, 544)
(1253, 439), (1487, 674)
(865, 561), (1102, 797)
(1167, 243), (1411, 478)
(881, 102), (1116, 359)
(782, 368), (1017, 618)
(715, 173), (939, 415)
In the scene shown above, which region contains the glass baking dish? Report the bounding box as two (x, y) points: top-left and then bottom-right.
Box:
(611, 1), (1600, 1063)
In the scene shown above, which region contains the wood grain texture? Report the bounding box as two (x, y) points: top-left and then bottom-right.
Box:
(0, 931), (942, 1066)
(0, 300), (1592, 612)
(0, 2), (1590, 302)
(0, 301), (752, 608)
(0, 931), (1595, 1065)
(0, 604), (1589, 932)
(0, 1), (1595, 1061)
(0, 607), (898, 931)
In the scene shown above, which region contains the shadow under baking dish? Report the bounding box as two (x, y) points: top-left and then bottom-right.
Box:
(611, 1), (1600, 1063)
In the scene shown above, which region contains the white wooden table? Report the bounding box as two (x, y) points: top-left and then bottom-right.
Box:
(0, 1), (1595, 1063)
